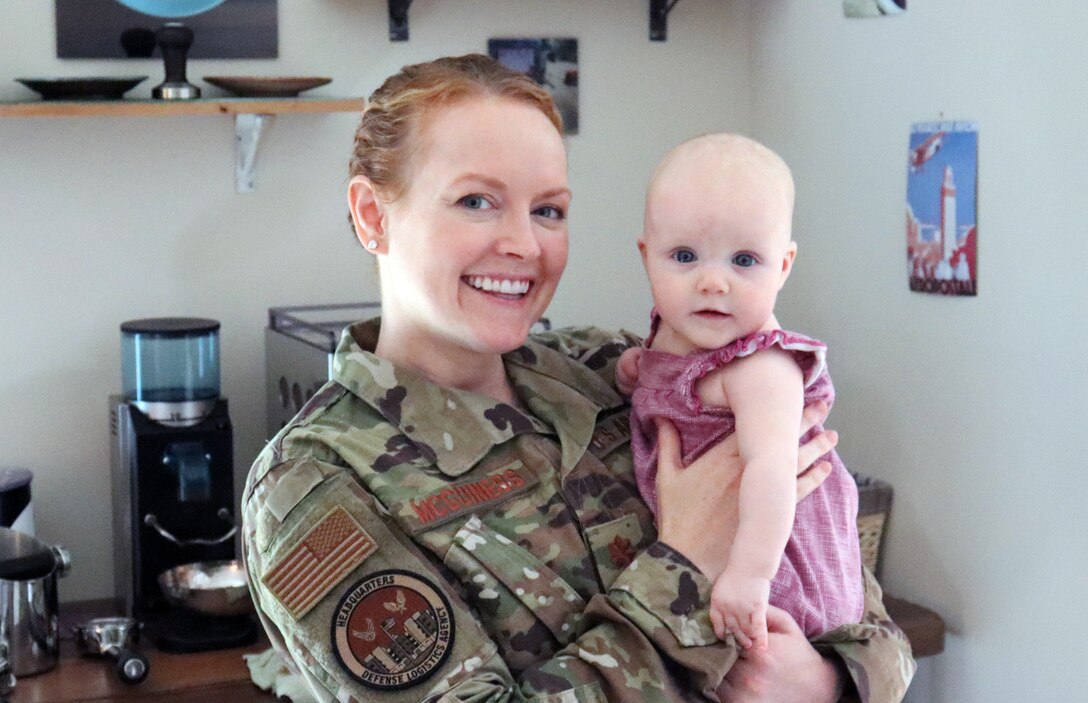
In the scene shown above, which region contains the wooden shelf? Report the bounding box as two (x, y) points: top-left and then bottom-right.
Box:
(0, 96), (365, 191)
(0, 96), (364, 118)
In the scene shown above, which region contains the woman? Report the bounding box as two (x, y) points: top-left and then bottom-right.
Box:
(242, 54), (913, 702)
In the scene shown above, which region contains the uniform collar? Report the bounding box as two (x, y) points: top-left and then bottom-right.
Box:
(333, 318), (624, 476)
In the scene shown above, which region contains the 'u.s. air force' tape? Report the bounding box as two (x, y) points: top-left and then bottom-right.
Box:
(331, 570), (454, 691)
(262, 506), (378, 619)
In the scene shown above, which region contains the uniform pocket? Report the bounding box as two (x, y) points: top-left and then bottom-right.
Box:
(443, 515), (586, 647)
(583, 513), (647, 589)
(250, 459), (339, 554)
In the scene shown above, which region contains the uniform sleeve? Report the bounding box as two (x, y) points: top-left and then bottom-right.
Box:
(244, 458), (737, 703)
(815, 569), (916, 703)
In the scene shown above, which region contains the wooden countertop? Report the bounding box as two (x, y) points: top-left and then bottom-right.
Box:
(9, 596), (943, 701)
(9, 600), (274, 703)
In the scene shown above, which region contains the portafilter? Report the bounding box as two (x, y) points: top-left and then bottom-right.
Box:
(72, 617), (149, 685)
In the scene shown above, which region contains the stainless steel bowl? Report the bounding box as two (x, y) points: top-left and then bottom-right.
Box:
(157, 560), (254, 617)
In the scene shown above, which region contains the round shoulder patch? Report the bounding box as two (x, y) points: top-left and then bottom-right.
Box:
(331, 569), (455, 691)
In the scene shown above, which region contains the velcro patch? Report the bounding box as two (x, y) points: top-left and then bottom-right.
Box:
(263, 506), (378, 619)
(332, 570), (454, 691)
(402, 462), (538, 533)
(588, 411), (631, 456)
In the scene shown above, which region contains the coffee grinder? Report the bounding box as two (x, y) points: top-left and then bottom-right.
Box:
(110, 317), (256, 652)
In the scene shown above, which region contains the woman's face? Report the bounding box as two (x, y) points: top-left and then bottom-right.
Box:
(376, 97), (570, 361)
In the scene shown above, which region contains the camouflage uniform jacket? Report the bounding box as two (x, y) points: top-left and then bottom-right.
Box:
(242, 319), (914, 702)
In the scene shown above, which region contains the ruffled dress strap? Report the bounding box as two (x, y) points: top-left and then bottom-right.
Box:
(673, 329), (829, 413)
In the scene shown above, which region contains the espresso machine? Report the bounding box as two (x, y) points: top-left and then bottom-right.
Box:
(110, 317), (256, 652)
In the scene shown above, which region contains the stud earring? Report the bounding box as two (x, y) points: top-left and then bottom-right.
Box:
(366, 240), (378, 250)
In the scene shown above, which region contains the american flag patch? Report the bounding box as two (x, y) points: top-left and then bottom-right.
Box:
(262, 506), (377, 619)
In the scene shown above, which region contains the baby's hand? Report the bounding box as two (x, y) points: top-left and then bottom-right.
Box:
(709, 570), (771, 651)
(616, 348), (643, 396)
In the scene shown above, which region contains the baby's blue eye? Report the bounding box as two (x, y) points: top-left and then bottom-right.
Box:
(672, 249), (697, 264)
(733, 253), (757, 267)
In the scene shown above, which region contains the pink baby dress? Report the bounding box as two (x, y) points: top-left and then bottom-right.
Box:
(630, 327), (865, 638)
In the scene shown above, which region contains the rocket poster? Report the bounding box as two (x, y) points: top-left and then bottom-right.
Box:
(906, 121), (979, 296)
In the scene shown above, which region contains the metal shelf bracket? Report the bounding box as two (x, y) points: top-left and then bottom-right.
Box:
(650, 0), (682, 41)
(389, 0), (413, 41)
(235, 113), (272, 193)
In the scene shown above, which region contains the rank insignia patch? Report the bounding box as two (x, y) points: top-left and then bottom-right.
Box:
(263, 506), (378, 619)
(332, 570), (455, 690)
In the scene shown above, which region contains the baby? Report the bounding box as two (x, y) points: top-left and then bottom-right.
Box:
(618, 133), (864, 650)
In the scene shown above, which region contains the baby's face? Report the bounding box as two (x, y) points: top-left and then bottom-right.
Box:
(640, 168), (796, 355)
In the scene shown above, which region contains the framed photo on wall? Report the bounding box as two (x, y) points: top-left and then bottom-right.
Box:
(488, 38), (579, 135)
(906, 121), (979, 297)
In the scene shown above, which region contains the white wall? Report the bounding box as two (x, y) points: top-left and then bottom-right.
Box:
(0, 1), (752, 600)
(10, 2), (1073, 699)
(748, 1), (1088, 701)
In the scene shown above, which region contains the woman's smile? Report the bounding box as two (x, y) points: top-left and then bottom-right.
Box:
(463, 275), (533, 298)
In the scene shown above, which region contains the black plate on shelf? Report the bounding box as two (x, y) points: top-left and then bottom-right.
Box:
(203, 76), (331, 98)
(15, 76), (148, 101)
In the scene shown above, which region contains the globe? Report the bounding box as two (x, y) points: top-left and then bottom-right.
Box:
(115, 0), (227, 18)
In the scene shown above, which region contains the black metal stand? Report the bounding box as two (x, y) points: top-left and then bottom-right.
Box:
(389, 0), (413, 41)
(650, 0), (683, 42)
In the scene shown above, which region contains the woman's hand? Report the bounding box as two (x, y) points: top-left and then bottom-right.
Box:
(616, 348), (643, 396)
(654, 401), (837, 581)
(716, 607), (845, 703)
(794, 401), (837, 500)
